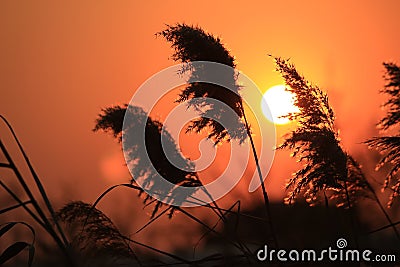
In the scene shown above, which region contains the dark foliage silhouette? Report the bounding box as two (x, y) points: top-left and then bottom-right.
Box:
(366, 62), (400, 206)
(94, 105), (201, 217)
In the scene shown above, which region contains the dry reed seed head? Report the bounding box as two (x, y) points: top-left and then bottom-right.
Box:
(93, 104), (128, 140)
(274, 56), (369, 206)
(157, 23), (235, 67)
(94, 105), (201, 217)
(365, 134), (400, 205)
(273, 57), (335, 131)
(56, 201), (132, 259)
(378, 62), (400, 130)
(159, 24), (247, 144)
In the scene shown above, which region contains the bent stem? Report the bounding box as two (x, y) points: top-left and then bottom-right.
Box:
(175, 207), (253, 258)
(240, 103), (278, 249)
(365, 181), (400, 241)
(343, 181), (359, 250)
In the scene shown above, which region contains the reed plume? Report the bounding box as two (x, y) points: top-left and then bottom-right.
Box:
(158, 23), (247, 144)
(273, 56), (369, 206)
(366, 62), (400, 206)
(159, 23), (278, 248)
(94, 105), (201, 217)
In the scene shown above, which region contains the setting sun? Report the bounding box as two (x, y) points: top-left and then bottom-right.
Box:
(261, 84), (299, 125)
(1, 2), (400, 265)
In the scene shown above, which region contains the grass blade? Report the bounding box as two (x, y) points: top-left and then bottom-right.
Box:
(0, 222), (18, 237)
(0, 241), (29, 264)
(0, 201), (32, 215)
(28, 245), (35, 267)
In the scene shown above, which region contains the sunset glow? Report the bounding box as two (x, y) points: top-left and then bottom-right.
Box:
(1, 1), (400, 265)
(261, 85), (299, 125)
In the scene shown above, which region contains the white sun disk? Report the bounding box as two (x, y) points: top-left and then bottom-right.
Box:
(261, 85), (298, 125)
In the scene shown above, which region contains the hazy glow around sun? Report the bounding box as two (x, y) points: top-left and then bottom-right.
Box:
(261, 85), (299, 125)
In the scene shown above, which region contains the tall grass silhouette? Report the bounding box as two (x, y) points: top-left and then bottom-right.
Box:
(366, 62), (400, 207)
(94, 105), (202, 218)
(158, 23), (278, 248)
(1, 24), (400, 267)
(272, 56), (400, 242)
(271, 57), (368, 207)
(0, 115), (74, 266)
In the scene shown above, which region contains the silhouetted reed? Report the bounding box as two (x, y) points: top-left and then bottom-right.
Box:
(274, 56), (400, 242)
(157, 23), (247, 144)
(366, 62), (400, 207)
(56, 201), (134, 262)
(272, 57), (368, 207)
(0, 222), (35, 266)
(94, 105), (201, 218)
(158, 23), (278, 248)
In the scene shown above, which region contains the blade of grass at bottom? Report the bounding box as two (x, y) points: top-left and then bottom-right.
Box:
(0, 115), (69, 247)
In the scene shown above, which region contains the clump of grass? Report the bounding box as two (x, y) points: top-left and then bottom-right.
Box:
(366, 62), (400, 207)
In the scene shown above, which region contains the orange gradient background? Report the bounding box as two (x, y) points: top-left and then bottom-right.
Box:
(1, 0), (400, 252)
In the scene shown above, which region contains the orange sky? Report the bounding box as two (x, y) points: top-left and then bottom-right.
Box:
(1, 0), (400, 251)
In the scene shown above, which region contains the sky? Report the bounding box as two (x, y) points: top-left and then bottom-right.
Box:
(1, 0), (400, 252)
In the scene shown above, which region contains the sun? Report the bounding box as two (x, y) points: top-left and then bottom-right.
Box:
(261, 85), (299, 125)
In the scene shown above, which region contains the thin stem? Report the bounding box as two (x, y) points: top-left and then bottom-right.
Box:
(192, 200), (253, 261)
(175, 207), (251, 257)
(343, 181), (359, 250)
(369, 221), (400, 235)
(349, 157), (400, 241)
(134, 206), (172, 234)
(365, 181), (400, 241)
(0, 163), (10, 168)
(240, 103), (278, 249)
(199, 186), (226, 222)
(0, 180), (45, 228)
(0, 200), (32, 215)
